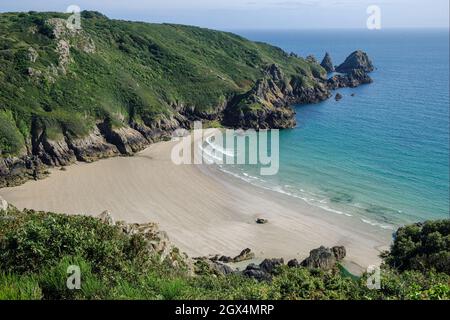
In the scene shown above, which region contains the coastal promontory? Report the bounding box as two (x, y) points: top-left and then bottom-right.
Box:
(0, 11), (375, 187)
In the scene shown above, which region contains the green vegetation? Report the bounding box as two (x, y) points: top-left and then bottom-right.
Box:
(0, 11), (325, 156)
(0, 207), (448, 300)
(383, 220), (450, 274)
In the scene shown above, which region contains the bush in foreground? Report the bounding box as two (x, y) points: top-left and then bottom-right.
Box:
(0, 208), (448, 300)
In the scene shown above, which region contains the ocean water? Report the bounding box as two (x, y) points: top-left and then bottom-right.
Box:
(216, 29), (450, 229)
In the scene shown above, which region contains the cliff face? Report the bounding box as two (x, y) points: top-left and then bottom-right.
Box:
(0, 11), (374, 187)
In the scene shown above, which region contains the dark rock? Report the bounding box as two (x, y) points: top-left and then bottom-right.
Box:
(332, 246), (347, 260)
(256, 218), (268, 224)
(301, 246), (337, 271)
(351, 93), (355, 97)
(335, 93), (343, 101)
(243, 267), (271, 281)
(327, 69), (373, 90)
(233, 248), (255, 262)
(243, 258), (284, 281)
(218, 255), (233, 263)
(336, 50), (374, 73)
(259, 258), (284, 273)
(320, 52), (335, 73)
(67, 126), (120, 162)
(287, 259), (301, 268)
(211, 262), (234, 275)
(98, 122), (149, 155)
(245, 263), (260, 271)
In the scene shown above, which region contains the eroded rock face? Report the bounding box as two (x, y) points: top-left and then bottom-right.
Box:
(68, 127), (120, 162)
(332, 246), (347, 261)
(320, 52), (335, 73)
(301, 246), (337, 271)
(0, 156), (45, 188)
(336, 50), (374, 73)
(98, 124), (149, 155)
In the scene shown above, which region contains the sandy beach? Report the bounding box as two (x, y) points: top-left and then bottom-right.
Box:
(0, 138), (392, 274)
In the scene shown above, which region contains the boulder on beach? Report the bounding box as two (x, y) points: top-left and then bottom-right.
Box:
(256, 218), (268, 224)
(301, 246), (337, 271)
(233, 248), (255, 262)
(335, 93), (343, 101)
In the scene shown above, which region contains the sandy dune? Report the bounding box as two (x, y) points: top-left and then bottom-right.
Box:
(0, 139), (392, 274)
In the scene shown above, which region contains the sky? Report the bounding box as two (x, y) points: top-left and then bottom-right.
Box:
(0, 0), (448, 30)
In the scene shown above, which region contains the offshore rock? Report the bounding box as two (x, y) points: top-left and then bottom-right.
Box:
(336, 50), (374, 73)
(327, 69), (373, 89)
(320, 52), (335, 73)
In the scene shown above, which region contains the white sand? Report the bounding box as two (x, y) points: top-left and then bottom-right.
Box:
(0, 138), (392, 274)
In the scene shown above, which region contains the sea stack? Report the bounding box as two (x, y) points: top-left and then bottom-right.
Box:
(336, 50), (374, 73)
(320, 52), (335, 73)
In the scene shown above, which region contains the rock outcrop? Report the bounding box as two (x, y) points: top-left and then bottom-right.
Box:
(300, 245), (347, 271)
(327, 69), (373, 89)
(320, 52), (335, 73)
(223, 64), (330, 129)
(332, 246), (347, 260)
(301, 246), (337, 271)
(96, 211), (188, 268)
(67, 127), (120, 162)
(209, 248), (256, 264)
(335, 93), (343, 101)
(243, 258), (284, 281)
(336, 50), (374, 73)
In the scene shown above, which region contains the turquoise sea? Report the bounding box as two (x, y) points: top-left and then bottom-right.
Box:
(220, 29), (449, 229)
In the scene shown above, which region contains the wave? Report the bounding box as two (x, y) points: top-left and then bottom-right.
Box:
(215, 164), (399, 231)
(199, 135), (397, 231)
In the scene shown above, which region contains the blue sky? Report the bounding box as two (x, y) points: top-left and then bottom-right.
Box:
(0, 0), (448, 30)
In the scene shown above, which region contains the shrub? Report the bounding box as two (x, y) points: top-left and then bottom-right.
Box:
(385, 220), (450, 274)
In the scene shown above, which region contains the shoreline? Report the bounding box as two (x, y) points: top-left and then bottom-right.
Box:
(0, 138), (392, 274)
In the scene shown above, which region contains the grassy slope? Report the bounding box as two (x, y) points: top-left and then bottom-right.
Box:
(0, 11), (324, 156)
